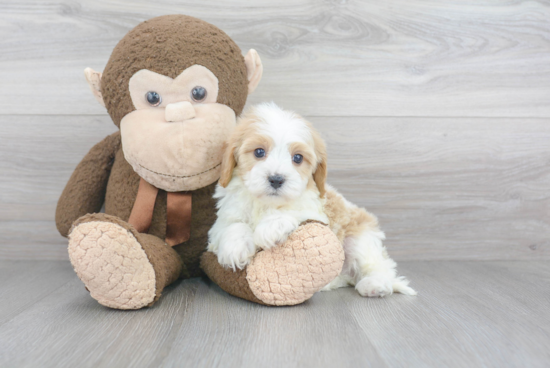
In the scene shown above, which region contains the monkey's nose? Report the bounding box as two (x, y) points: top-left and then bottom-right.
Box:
(268, 175), (285, 189)
(165, 101), (196, 122)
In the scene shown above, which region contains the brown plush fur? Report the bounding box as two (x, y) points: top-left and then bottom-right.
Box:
(57, 129), (217, 280)
(200, 251), (267, 305)
(56, 131), (121, 237)
(101, 15), (249, 127)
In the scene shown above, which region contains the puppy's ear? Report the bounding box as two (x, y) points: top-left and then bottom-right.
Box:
(312, 128), (328, 197)
(219, 110), (257, 187)
(219, 139), (238, 188)
(314, 160), (327, 197)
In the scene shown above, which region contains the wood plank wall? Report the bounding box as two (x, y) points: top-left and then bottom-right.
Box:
(0, 0), (549, 260)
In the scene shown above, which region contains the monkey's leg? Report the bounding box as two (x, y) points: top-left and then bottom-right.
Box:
(68, 213), (182, 310)
(201, 222), (344, 306)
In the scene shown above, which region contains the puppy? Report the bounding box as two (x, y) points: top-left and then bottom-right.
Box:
(208, 102), (416, 297)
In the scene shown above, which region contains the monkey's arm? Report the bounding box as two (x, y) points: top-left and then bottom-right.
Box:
(55, 131), (121, 237)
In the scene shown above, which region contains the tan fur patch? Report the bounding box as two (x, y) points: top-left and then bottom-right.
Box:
(220, 112), (281, 187)
(305, 120), (328, 197)
(323, 188), (380, 242)
(219, 113), (260, 187)
(288, 141), (317, 184)
(237, 133), (274, 179)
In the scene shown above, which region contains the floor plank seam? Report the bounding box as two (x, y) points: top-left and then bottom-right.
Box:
(0, 277), (74, 329)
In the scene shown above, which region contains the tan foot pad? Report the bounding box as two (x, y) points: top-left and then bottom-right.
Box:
(246, 222), (345, 306)
(68, 221), (156, 309)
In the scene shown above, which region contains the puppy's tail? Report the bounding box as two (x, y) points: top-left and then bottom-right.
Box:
(393, 276), (417, 296)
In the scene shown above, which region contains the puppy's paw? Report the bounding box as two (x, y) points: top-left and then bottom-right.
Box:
(216, 224), (255, 271)
(356, 275), (394, 298)
(254, 215), (299, 250)
(217, 239), (255, 271)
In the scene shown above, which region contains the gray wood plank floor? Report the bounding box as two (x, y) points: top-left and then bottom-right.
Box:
(0, 260), (548, 368)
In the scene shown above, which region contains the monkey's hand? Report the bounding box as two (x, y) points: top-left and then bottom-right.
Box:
(254, 214), (299, 250)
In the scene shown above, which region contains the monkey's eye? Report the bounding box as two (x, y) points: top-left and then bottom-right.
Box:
(145, 91), (162, 107)
(293, 154), (303, 164)
(254, 148), (265, 158)
(191, 86), (207, 102)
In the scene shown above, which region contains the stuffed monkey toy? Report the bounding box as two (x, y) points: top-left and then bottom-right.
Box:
(56, 15), (344, 309)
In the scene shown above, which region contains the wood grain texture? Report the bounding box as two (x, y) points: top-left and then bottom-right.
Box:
(0, 0), (549, 116)
(344, 261), (550, 367)
(1, 115), (548, 260)
(0, 266), (200, 367)
(0, 260), (548, 367)
(162, 278), (387, 367)
(0, 221), (69, 261)
(0, 114), (116, 259)
(314, 116), (550, 260)
(0, 260), (73, 325)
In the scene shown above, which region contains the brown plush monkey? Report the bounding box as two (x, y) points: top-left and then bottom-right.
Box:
(56, 15), (343, 309)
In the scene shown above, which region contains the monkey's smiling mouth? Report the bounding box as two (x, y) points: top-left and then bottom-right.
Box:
(137, 162), (221, 178)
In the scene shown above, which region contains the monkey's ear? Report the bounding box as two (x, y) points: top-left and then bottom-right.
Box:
(84, 67), (105, 107)
(244, 49), (263, 95)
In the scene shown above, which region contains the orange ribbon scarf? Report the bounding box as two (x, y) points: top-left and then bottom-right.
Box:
(128, 178), (192, 246)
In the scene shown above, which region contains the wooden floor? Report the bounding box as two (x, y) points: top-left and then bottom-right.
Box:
(0, 260), (548, 368)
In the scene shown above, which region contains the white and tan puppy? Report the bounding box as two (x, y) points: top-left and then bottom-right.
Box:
(208, 103), (416, 297)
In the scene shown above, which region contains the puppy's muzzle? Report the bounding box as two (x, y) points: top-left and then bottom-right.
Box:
(268, 174), (285, 189)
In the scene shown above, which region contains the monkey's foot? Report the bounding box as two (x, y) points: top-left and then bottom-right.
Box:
(68, 214), (157, 310)
(202, 221), (345, 306)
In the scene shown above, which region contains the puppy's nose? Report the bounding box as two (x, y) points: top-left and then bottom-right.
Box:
(165, 101), (196, 122)
(268, 175), (285, 189)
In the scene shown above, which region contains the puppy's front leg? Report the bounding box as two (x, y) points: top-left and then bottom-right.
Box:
(254, 213), (299, 250)
(216, 223), (255, 271)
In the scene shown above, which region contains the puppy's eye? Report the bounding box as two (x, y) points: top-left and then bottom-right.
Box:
(145, 91), (162, 107)
(293, 154), (303, 164)
(191, 86), (207, 102)
(254, 148), (265, 158)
